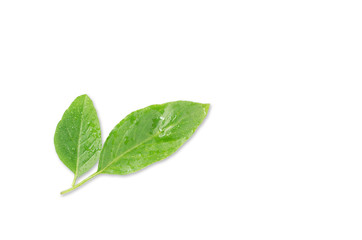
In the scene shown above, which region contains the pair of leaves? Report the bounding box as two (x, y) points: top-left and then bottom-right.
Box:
(54, 95), (209, 194)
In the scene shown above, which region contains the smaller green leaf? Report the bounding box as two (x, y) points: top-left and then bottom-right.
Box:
(54, 94), (102, 185)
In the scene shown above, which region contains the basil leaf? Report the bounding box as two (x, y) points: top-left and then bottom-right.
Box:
(54, 94), (102, 185)
(98, 101), (209, 175)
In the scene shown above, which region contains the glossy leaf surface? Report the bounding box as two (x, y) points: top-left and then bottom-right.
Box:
(54, 94), (102, 182)
(98, 101), (209, 175)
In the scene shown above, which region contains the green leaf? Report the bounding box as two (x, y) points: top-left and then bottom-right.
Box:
(97, 101), (209, 175)
(54, 94), (102, 185)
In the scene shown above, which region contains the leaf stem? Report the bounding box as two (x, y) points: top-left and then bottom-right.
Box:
(71, 175), (77, 186)
(61, 171), (101, 195)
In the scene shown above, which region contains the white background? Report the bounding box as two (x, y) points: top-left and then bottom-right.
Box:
(0, 0), (361, 239)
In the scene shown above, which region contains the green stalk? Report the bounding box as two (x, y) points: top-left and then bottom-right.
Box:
(61, 171), (101, 195)
(71, 175), (77, 186)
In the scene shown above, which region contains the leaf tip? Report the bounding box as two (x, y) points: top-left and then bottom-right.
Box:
(78, 94), (90, 99)
(203, 103), (210, 115)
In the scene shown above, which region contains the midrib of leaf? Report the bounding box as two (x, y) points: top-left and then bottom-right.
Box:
(72, 97), (86, 186)
(99, 117), (184, 173)
(100, 132), (158, 173)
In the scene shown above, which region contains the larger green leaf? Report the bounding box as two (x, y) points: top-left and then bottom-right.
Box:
(97, 101), (209, 175)
(54, 94), (102, 185)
